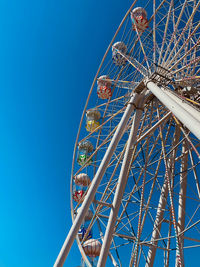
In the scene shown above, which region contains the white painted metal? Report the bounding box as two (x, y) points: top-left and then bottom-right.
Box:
(54, 94), (139, 267)
(97, 97), (144, 267)
(145, 180), (168, 266)
(163, 89), (200, 123)
(146, 127), (181, 266)
(145, 80), (200, 140)
(189, 150), (200, 198)
(176, 140), (188, 266)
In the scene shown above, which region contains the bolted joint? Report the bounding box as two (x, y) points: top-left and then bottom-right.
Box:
(126, 93), (142, 109)
(126, 91), (150, 110)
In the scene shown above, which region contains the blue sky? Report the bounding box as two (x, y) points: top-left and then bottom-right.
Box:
(0, 0), (133, 266)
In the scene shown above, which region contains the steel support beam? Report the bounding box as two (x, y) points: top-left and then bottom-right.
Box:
(97, 98), (144, 267)
(54, 94), (139, 267)
(176, 140), (188, 266)
(163, 89), (200, 123)
(145, 180), (169, 267)
(146, 127), (180, 266)
(145, 80), (200, 140)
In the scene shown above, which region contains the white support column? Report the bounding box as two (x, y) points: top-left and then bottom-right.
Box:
(163, 89), (200, 123)
(145, 80), (200, 140)
(145, 180), (169, 267)
(146, 127), (180, 266)
(176, 140), (188, 266)
(54, 94), (139, 267)
(97, 97), (144, 267)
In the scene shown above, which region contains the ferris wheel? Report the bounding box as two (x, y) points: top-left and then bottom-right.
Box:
(55, 0), (200, 266)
